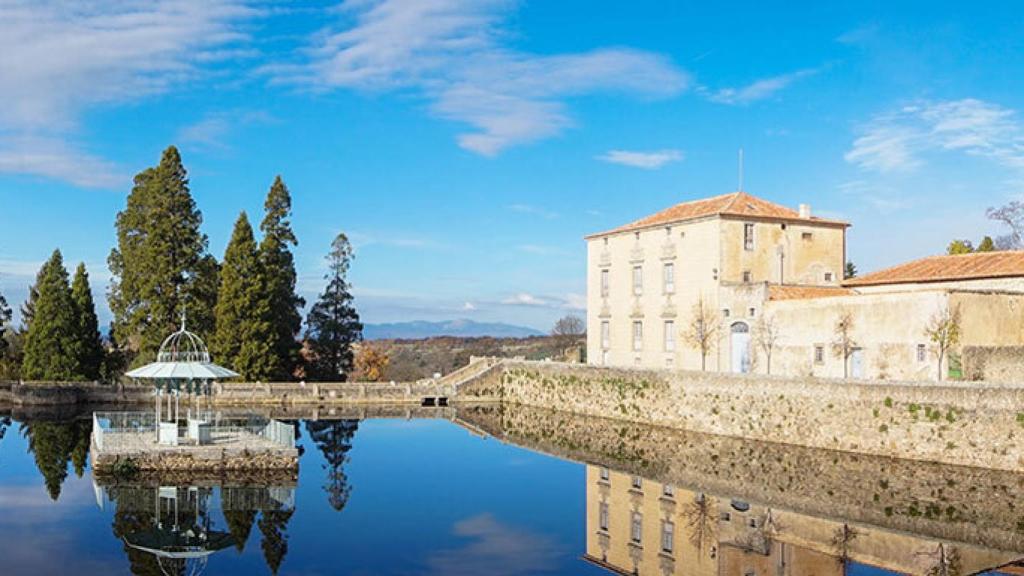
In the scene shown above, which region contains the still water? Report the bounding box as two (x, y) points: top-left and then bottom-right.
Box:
(0, 405), (1021, 576)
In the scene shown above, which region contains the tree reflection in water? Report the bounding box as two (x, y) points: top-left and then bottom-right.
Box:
(20, 418), (91, 500)
(304, 420), (359, 511)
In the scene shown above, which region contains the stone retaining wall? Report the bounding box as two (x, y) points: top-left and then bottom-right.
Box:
(0, 379), (449, 406)
(456, 360), (1024, 471)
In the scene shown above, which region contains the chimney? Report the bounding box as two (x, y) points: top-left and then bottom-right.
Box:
(798, 204), (811, 219)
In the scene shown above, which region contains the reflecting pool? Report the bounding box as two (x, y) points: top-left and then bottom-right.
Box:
(0, 404), (1022, 575)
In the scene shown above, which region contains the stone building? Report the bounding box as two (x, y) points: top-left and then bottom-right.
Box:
(585, 191), (1024, 381)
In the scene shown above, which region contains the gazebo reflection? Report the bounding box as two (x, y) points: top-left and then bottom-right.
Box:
(98, 477), (296, 576)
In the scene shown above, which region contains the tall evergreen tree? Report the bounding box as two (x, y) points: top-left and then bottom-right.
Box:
(108, 145), (218, 366)
(304, 233), (362, 381)
(0, 288), (10, 360)
(71, 263), (105, 381)
(21, 250), (84, 381)
(212, 212), (275, 380)
(259, 176), (305, 380)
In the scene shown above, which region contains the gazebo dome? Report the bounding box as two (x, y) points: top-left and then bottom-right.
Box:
(157, 319), (211, 363)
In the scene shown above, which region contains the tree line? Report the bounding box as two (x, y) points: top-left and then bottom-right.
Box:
(0, 145), (362, 383)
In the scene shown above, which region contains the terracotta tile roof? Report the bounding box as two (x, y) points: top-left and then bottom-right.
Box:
(768, 285), (854, 300)
(844, 251), (1024, 287)
(586, 191), (848, 238)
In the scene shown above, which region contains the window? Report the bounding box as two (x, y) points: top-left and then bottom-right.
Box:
(662, 484), (675, 498)
(599, 502), (610, 531)
(744, 223), (755, 250)
(748, 307), (755, 317)
(742, 270), (752, 283)
(664, 320), (676, 352)
(665, 226), (672, 237)
(600, 269), (609, 297)
(722, 308), (731, 318)
(632, 321), (643, 351)
(917, 344), (927, 362)
(600, 467), (610, 481)
(633, 266), (643, 295)
(802, 232), (813, 240)
(661, 521), (675, 553)
(824, 272), (834, 282)
(601, 321), (610, 349)
(631, 512), (643, 544)
(814, 345), (825, 364)
(663, 262), (675, 294)
(631, 476), (642, 489)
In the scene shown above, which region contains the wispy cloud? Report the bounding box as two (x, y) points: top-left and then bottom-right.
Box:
(0, 0), (261, 187)
(177, 110), (276, 150)
(500, 291), (584, 311)
(705, 68), (819, 105)
(267, 0), (689, 155)
(507, 204), (559, 220)
(846, 98), (1024, 173)
(426, 514), (564, 576)
(516, 244), (570, 256)
(597, 149), (683, 169)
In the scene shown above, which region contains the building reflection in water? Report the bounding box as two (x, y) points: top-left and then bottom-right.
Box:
(96, 479), (296, 576)
(582, 465), (1021, 576)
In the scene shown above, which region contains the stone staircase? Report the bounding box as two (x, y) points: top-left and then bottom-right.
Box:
(432, 356), (506, 397)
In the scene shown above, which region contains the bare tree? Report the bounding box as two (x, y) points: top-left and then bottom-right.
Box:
(987, 201), (1024, 249)
(551, 314), (586, 350)
(683, 493), (717, 553)
(831, 523), (861, 567)
(831, 310), (857, 379)
(924, 304), (961, 382)
(917, 543), (962, 576)
(753, 315), (782, 375)
(684, 296), (721, 371)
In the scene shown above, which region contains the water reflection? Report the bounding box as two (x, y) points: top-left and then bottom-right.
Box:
(1, 404), (1024, 575)
(100, 481), (297, 576)
(582, 466), (988, 575)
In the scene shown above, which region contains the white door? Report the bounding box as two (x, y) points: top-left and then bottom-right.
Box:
(731, 322), (751, 374)
(850, 348), (864, 379)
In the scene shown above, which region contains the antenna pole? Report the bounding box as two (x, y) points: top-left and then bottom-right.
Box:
(738, 148), (744, 191)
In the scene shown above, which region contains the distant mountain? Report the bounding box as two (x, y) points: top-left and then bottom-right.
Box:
(362, 319), (545, 340)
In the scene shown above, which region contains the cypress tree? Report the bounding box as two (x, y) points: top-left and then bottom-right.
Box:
(0, 289), (9, 360)
(70, 263), (104, 381)
(212, 212), (275, 380)
(259, 176), (304, 380)
(108, 145), (218, 366)
(21, 250), (83, 381)
(304, 233), (362, 381)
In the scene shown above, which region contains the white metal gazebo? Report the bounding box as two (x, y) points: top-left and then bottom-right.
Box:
(125, 314), (239, 445)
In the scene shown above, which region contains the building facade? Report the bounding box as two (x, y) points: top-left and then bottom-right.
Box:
(586, 191), (1024, 381)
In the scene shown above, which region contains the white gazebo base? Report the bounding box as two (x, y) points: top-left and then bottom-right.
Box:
(158, 422), (179, 446)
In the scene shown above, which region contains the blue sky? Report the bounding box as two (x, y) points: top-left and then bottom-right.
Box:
(1, 1), (1023, 331)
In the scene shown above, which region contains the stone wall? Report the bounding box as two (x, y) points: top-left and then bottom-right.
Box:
(0, 379), (451, 406)
(457, 359), (1024, 472)
(962, 345), (1024, 383)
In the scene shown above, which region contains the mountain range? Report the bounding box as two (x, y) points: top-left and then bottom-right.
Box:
(362, 319), (544, 340)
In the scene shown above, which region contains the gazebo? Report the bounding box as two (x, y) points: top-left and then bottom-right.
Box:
(125, 314), (239, 445)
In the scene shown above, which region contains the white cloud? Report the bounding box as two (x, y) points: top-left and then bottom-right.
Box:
(706, 68), (818, 105)
(268, 0), (689, 155)
(563, 292), (586, 311)
(0, 0), (261, 186)
(516, 244), (570, 256)
(502, 292), (549, 307)
(506, 204), (559, 220)
(597, 149), (683, 169)
(846, 98), (1024, 173)
(177, 109), (276, 150)
(462, 301), (476, 311)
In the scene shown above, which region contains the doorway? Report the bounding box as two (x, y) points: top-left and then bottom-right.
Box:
(730, 322), (751, 374)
